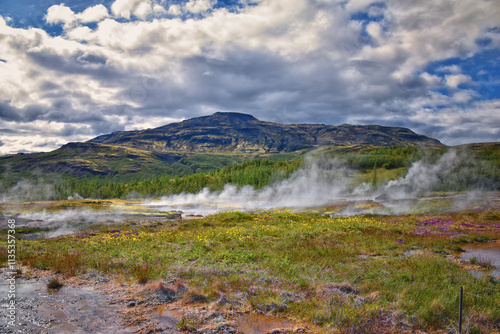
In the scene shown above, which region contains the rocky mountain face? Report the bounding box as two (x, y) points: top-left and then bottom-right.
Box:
(0, 112), (445, 177)
(89, 112), (444, 153)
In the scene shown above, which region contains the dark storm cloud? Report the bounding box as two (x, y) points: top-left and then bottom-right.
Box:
(0, 101), (50, 122)
(0, 101), (23, 121)
(0, 128), (17, 134)
(76, 52), (107, 65)
(56, 123), (94, 137)
(104, 44), (430, 130)
(39, 80), (59, 91)
(26, 50), (122, 82)
(135, 47), (431, 128)
(0, 98), (124, 139)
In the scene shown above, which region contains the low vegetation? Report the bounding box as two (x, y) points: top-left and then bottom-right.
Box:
(1, 144), (498, 201)
(9, 210), (500, 333)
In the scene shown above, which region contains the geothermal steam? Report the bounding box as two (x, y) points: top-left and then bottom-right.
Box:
(144, 150), (496, 216)
(144, 156), (357, 215)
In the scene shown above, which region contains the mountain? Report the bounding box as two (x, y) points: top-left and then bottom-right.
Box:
(89, 112), (444, 153)
(0, 142), (174, 177)
(0, 112), (445, 178)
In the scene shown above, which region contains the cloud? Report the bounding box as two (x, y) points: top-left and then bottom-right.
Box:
(436, 65), (462, 74)
(445, 74), (472, 88)
(111, 0), (154, 20)
(78, 5), (110, 23)
(45, 4), (76, 26)
(167, 5), (182, 16)
(185, 0), (215, 14)
(420, 72), (443, 87)
(45, 4), (110, 28)
(409, 100), (500, 145)
(0, 0), (499, 154)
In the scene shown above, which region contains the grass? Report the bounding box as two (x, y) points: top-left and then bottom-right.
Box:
(10, 209), (500, 333)
(47, 278), (63, 290)
(133, 262), (153, 284)
(470, 256), (496, 270)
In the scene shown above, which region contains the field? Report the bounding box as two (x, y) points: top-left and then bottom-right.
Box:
(1, 144), (499, 333)
(1, 197), (499, 333)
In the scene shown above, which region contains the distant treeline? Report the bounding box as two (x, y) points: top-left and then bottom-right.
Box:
(1, 145), (498, 200)
(54, 158), (302, 199)
(319, 146), (439, 170)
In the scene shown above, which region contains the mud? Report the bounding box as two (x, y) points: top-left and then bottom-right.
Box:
(236, 314), (295, 334)
(0, 267), (310, 334)
(0, 267), (144, 333)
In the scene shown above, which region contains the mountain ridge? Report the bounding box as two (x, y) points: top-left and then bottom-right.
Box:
(0, 112), (449, 179)
(88, 112), (444, 153)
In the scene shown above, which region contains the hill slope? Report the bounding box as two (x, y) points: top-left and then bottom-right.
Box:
(89, 112), (444, 153)
(0, 112), (445, 179)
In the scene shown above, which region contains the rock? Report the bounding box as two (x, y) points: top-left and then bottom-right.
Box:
(216, 295), (229, 306)
(375, 193), (391, 201)
(212, 323), (237, 334)
(316, 283), (359, 299)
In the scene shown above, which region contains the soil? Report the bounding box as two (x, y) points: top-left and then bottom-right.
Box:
(0, 266), (310, 334)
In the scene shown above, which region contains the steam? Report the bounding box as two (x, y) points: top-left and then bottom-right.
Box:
(2, 149), (495, 234)
(381, 150), (461, 199)
(143, 157), (358, 215)
(17, 208), (123, 238)
(0, 180), (55, 202)
(145, 150), (497, 216)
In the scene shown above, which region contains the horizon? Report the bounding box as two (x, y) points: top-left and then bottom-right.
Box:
(0, 0), (499, 154)
(2, 110), (500, 156)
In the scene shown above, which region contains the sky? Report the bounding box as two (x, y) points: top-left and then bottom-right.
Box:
(0, 0), (499, 154)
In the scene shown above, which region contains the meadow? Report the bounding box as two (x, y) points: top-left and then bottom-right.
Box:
(4, 207), (499, 333)
(1, 144), (499, 332)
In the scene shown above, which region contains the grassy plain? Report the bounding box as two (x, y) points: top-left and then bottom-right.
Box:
(3, 206), (499, 333)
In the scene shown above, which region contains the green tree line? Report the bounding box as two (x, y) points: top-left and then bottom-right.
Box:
(54, 158), (303, 199)
(1, 145), (498, 201)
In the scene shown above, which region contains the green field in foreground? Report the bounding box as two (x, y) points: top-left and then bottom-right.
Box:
(4, 209), (500, 333)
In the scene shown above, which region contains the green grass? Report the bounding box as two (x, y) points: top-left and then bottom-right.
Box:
(12, 210), (500, 333)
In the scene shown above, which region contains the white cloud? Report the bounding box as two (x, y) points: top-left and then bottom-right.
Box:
(445, 74), (472, 88)
(0, 120), (95, 154)
(153, 4), (167, 15)
(451, 90), (476, 103)
(356, 0), (500, 82)
(366, 22), (385, 45)
(78, 5), (110, 23)
(168, 5), (182, 16)
(111, 0), (153, 19)
(436, 65), (461, 74)
(344, 0), (380, 14)
(420, 72), (443, 87)
(185, 0), (215, 14)
(45, 4), (76, 27)
(66, 26), (93, 41)
(45, 4), (109, 28)
(134, 1), (153, 19)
